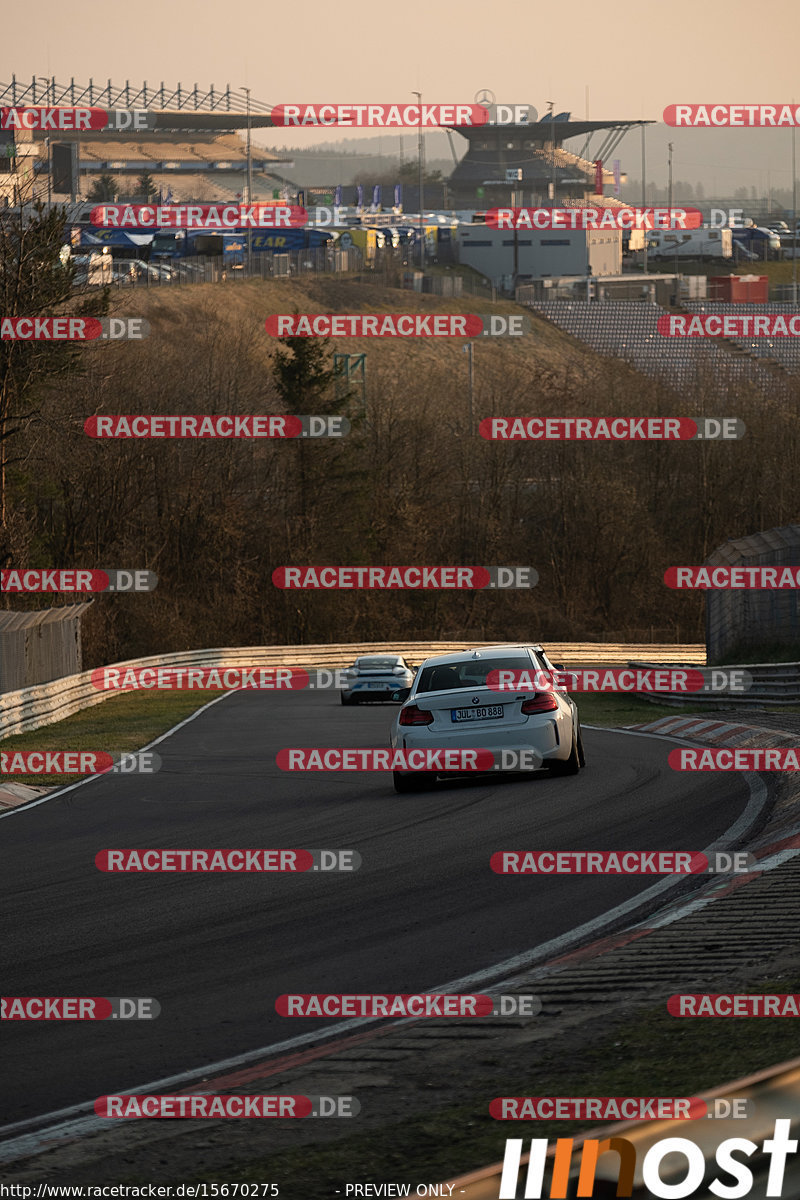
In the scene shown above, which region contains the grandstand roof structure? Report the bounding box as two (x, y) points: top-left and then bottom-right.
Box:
(444, 113), (650, 205)
(449, 115), (647, 141)
(0, 78), (276, 129)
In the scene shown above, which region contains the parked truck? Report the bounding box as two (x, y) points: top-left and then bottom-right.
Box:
(647, 227), (732, 260)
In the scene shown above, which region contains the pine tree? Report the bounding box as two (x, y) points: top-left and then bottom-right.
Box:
(87, 173), (118, 201)
(270, 332), (355, 538)
(272, 334), (340, 415)
(137, 172), (158, 202)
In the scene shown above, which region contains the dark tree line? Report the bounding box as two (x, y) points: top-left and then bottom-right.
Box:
(3, 214), (800, 664)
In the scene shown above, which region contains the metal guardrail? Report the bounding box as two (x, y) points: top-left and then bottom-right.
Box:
(443, 1056), (800, 1198)
(0, 642), (705, 739)
(630, 659), (800, 705)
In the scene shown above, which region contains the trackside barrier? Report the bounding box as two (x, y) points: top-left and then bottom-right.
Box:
(0, 642), (704, 739)
(630, 659), (800, 705)
(442, 1056), (800, 1198)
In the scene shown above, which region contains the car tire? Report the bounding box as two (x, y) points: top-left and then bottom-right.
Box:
(340, 693), (356, 706)
(548, 729), (581, 776)
(393, 770), (436, 793)
(577, 726), (586, 767)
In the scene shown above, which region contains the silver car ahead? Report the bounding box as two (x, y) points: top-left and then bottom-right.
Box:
(340, 654), (415, 705)
(389, 644), (584, 792)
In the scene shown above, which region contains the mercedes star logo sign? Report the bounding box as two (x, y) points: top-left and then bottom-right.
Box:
(474, 89), (496, 108)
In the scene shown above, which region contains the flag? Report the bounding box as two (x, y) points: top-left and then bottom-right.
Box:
(394, 183), (402, 211)
(594, 160), (603, 196)
(334, 184), (342, 206)
(355, 184), (363, 211)
(613, 159), (621, 195)
(372, 184), (382, 211)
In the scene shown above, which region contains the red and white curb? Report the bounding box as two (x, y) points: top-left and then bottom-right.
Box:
(627, 714), (798, 745)
(0, 783), (51, 809)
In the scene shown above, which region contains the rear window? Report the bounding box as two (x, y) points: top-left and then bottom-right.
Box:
(355, 656), (400, 669)
(416, 655), (535, 693)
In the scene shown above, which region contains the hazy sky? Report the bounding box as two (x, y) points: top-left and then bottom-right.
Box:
(4, 0), (799, 193)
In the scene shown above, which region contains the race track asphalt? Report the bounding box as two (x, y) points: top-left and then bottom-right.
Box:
(0, 690), (750, 1123)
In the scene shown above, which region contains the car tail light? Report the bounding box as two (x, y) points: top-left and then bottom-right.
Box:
(521, 693), (559, 714)
(399, 704), (434, 726)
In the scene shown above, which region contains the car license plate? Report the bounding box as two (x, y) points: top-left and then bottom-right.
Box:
(451, 705), (504, 722)
(364, 682), (385, 689)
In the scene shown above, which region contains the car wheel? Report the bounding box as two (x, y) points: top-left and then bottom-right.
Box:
(577, 726), (586, 767)
(340, 693), (356, 706)
(549, 729), (581, 776)
(393, 770), (436, 793)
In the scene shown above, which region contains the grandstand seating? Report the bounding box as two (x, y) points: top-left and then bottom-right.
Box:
(684, 301), (800, 375)
(527, 300), (791, 392)
(67, 132), (288, 203)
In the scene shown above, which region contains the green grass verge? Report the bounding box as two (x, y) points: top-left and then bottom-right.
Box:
(575, 693), (710, 727)
(647, 259), (792, 282)
(196, 972), (800, 1194)
(577, 693), (800, 727)
(0, 690), (225, 788)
